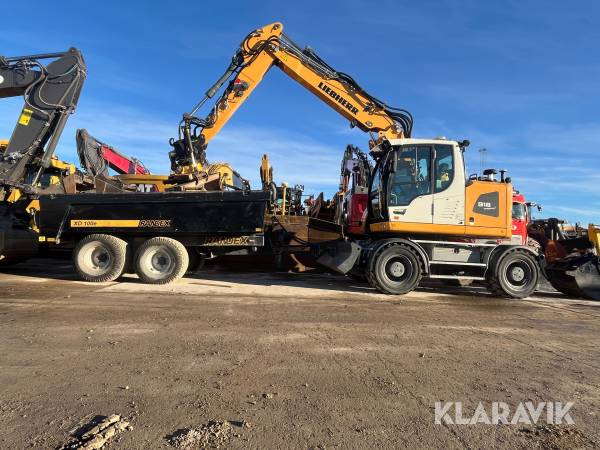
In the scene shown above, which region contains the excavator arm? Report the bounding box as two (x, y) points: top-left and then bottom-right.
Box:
(171, 23), (412, 173)
(0, 48), (86, 201)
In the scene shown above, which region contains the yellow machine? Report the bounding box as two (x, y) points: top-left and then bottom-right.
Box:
(1, 139), (76, 204)
(590, 224), (600, 254)
(178, 22), (511, 239)
(172, 22), (544, 298)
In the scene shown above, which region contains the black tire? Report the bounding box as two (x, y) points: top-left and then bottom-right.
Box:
(73, 234), (128, 282)
(368, 244), (423, 295)
(489, 248), (539, 299)
(134, 237), (189, 284)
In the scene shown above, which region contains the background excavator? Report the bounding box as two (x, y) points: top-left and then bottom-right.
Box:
(0, 50), (162, 264)
(0, 49), (86, 264)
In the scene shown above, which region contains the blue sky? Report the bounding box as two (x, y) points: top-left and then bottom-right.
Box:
(2, 1), (599, 223)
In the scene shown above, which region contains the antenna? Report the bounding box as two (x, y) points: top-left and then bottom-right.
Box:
(478, 148), (487, 176)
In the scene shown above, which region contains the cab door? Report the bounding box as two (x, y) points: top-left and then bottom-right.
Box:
(387, 145), (433, 224)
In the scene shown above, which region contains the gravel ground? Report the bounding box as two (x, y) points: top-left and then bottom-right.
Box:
(1, 258), (599, 449)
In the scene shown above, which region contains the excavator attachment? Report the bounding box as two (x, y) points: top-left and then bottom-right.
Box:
(530, 219), (600, 300)
(546, 256), (600, 300)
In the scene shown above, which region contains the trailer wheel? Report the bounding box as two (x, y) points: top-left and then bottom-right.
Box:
(368, 244), (422, 295)
(489, 248), (538, 299)
(73, 234), (128, 282)
(134, 237), (189, 284)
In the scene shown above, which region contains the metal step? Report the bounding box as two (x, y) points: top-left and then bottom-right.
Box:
(414, 239), (497, 247)
(429, 261), (487, 267)
(428, 275), (486, 280)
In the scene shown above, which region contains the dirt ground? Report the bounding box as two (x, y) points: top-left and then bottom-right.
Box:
(1, 258), (599, 449)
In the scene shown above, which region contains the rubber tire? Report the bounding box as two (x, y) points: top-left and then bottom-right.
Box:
(134, 237), (189, 284)
(368, 244), (423, 295)
(73, 234), (128, 282)
(488, 248), (539, 299)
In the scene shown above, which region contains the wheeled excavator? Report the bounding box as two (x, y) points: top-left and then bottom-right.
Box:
(161, 21), (600, 298)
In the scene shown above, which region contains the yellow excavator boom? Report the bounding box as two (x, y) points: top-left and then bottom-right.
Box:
(191, 22), (410, 153)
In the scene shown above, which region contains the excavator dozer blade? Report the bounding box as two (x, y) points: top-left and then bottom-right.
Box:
(546, 258), (600, 301)
(316, 240), (362, 275)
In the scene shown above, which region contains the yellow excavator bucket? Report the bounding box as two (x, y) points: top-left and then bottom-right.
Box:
(0, 140), (8, 151)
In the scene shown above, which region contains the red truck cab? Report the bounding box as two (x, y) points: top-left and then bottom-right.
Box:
(512, 192), (528, 244)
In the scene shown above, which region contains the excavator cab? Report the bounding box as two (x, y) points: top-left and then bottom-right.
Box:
(367, 138), (512, 238)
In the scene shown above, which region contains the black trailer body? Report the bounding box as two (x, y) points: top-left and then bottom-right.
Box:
(36, 190), (269, 283)
(38, 190), (268, 243)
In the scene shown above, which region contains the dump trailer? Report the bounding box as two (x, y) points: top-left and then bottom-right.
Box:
(37, 190), (269, 283)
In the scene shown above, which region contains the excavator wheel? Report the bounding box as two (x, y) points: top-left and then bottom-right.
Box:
(134, 237), (189, 284)
(367, 243), (423, 295)
(73, 234), (128, 282)
(488, 248), (539, 299)
(546, 260), (600, 300)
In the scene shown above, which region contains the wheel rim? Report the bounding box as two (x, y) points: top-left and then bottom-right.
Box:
(384, 255), (413, 283)
(79, 242), (113, 275)
(150, 249), (173, 273)
(140, 245), (177, 279)
(504, 259), (533, 291)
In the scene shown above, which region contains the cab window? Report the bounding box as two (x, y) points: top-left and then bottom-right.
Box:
(389, 146), (431, 206)
(434, 144), (454, 193)
(512, 203), (526, 220)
